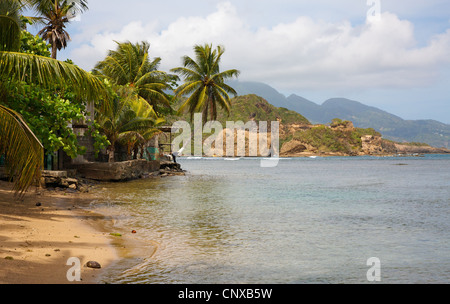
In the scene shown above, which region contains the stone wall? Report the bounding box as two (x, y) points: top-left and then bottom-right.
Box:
(68, 160), (160, 181)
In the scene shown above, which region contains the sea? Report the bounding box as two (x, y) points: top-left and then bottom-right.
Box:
(88, 155), (450, 284)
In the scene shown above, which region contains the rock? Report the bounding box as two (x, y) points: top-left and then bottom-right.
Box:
(86, 261), (102, 269)
(78, 186), (89, 193)
(160, 161), (182, 171)
(44, 176), (60, 184)
(68, 184), (77, 190)
(60, 179), (70, 188)
(41, 170), (68, 178)
(66, 178), (78, 185)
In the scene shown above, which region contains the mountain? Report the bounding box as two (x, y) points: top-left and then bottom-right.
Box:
(230, 81), (450, 148)
(227, 81), (288, 108)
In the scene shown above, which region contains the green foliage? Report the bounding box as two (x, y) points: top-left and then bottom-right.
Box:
(86, 119), (110, 158)
(0, 0), (22, 52)
(295, 125), (347, 152)
(0, 0), (106, 195)
(93, 41), (174, 115)
(293, 122), (381, 154)
(169, 94), (310, 127)
(20, 30), (51, 57)
(2, 80), (88, 158)
(222, 94), (309, 125)
(95, 80), (165, 162)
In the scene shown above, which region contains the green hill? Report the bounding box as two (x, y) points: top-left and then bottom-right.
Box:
(217, 94), (310, 125)
(167, 94), (310, 126)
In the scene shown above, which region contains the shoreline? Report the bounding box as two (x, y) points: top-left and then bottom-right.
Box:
(0, 180), (120, 284)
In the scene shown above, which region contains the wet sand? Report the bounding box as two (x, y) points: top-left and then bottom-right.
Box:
(0, 181), (118, 284)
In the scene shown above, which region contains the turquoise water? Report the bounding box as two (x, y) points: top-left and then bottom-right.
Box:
(93, 155), (450, 284)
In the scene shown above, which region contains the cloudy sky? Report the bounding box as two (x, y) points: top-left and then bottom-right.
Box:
(33, 0), (450, 123)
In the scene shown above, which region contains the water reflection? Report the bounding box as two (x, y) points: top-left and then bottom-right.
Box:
(93, 156), (450, 284)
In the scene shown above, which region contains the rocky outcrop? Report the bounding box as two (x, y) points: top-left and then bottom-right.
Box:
(279, 122), (449, 157)
(159, 160), (186, 177)
(280, 140), (316, 156)
(361, 135), (397, 155)
(394, 143), (450, 155)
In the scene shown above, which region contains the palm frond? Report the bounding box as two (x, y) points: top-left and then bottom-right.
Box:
(0, 1), (23, 52)
(170, 66), (201, 82)
(194, 86), (208, 113)
(0, 104), (43, 196)
(173, 80), (202, 99)
(0, 51), (106, 101)
(95, 41), (172, 114)
(212, 87), (232, 115)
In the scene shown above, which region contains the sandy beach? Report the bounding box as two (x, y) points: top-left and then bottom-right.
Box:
(0, 180), (119, 284)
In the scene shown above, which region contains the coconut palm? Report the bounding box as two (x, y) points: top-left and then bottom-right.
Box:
(118, 101), (164, 160)
(30, 0), (88, 59)
(96, 87), (165, 163)
(93, 41), (175, 115)
(0, 0), (105, 195)
(171, 43), (240, 124)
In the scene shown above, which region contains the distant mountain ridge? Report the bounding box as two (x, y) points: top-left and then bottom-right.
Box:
(228, 80), (450, 148)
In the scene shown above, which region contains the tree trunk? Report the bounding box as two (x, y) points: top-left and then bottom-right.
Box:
(51, 42), (57, 59)
(107, 145), (115, 163)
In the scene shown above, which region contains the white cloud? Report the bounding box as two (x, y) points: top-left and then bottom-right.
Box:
(70, 1), (450, 92)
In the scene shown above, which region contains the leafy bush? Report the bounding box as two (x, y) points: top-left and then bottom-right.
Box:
(20, 30), (51, 57)
(1, 80), (107, 158)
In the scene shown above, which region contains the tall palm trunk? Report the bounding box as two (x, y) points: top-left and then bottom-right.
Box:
(51, 40), (57, 59)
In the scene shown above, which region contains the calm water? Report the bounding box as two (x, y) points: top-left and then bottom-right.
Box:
(91, 155), (450, 284)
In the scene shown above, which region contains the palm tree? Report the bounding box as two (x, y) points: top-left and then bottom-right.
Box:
(97, 98), (165, 162)
(171, 43), (240, 124)
(117, 99), (165, 160)
(93, 41), (175, 115)
(0, 0), (105, 195)
(31, 0), (88, 59)
(96, 85), (164, 162)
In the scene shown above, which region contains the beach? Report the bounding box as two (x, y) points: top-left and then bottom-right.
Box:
(0, 180), (118, 284)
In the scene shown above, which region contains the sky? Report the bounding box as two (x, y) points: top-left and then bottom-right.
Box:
(29, 0), (450, 124)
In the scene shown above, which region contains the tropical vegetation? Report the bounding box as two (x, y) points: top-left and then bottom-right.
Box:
(0, 0), (104, 195)
(95, 79), (165, 162)
(93, 41), (176, 116)
(1, 0), (241, 194)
